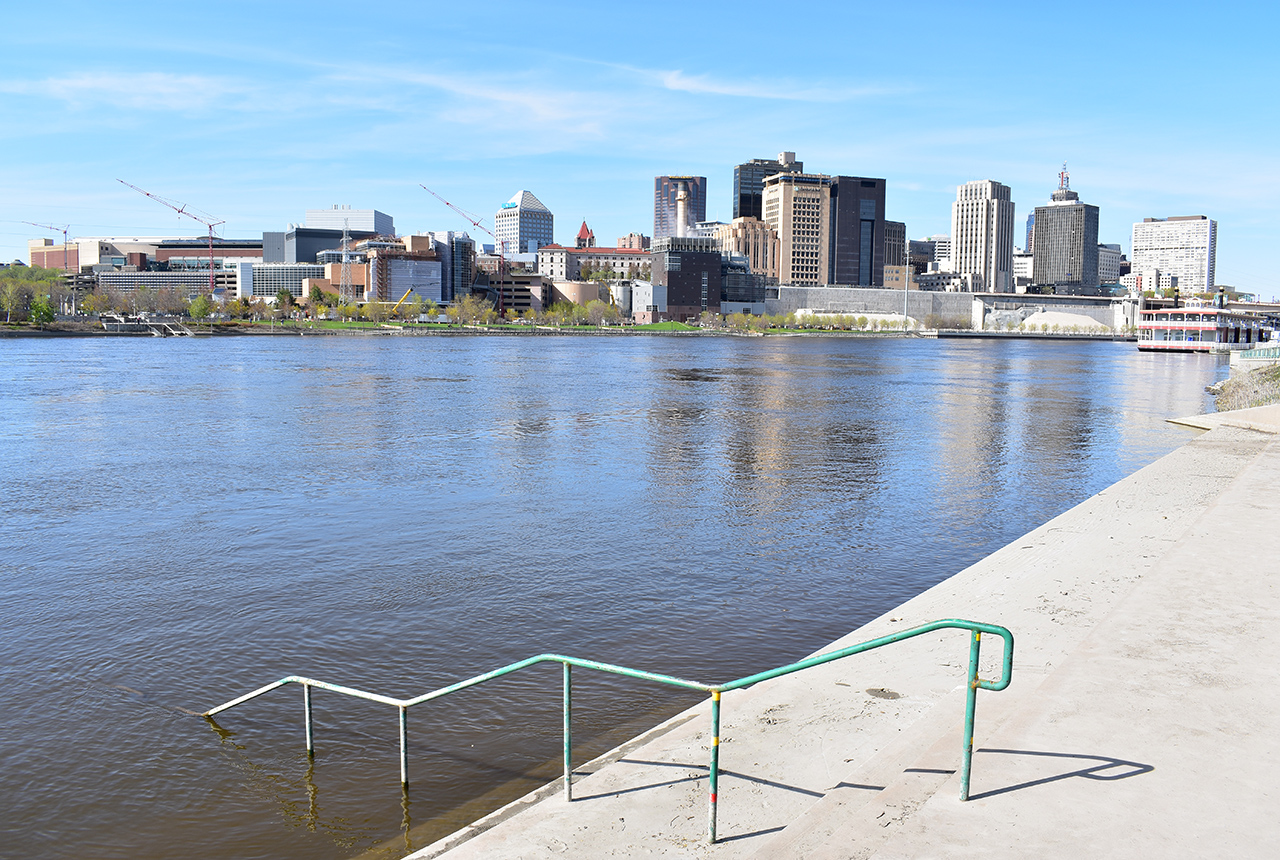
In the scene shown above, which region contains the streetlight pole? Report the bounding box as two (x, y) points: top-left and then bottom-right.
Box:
(903, 243), (909, 331)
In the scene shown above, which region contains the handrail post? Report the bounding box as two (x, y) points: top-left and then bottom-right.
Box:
(961, 629), (981, 801)
(304, 683), (314, 755)
(201, 619), (1013, 842)
(708, 690), (721, 843)
(563, 662), (573, 801)
(399, 706), (409, 787)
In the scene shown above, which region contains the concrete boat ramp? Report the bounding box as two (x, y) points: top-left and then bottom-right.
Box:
(406, 406), (1280, 859)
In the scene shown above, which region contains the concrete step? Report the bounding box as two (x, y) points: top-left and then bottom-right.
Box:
(747, 672), (1050, 860)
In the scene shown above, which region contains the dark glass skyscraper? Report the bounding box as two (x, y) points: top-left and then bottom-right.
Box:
(732, 152), (802, 220)
(828, 176), (886, 286)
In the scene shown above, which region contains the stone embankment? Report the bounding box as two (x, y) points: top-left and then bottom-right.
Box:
(1212, 363), (1280, 411)
(403, 405), (1280, 859)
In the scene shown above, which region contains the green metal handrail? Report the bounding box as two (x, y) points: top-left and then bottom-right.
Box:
(202, 618), (1013, 843)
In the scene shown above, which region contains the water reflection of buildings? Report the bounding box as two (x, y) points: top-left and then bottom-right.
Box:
(930, 343), (1111, 529)
(640, 343), (891, 532)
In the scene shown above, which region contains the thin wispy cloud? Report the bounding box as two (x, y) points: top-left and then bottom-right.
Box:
(656, 69), (901, 102)
(0, 72), (263, 113)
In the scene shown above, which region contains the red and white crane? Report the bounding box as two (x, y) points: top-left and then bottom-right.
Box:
(23, 221), (72, 272)
(117, 180), (225, 295)
(420, 184), (506, 315)
(23, 221), (77, 313)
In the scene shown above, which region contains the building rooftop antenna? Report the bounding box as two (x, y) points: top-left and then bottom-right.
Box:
(1059, 162), (1070, 192)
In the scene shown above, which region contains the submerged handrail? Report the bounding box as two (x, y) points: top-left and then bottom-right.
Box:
(203, 618), (1013, 843)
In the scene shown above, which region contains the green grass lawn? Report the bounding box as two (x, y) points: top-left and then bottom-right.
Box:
(633, 321), (699, 331)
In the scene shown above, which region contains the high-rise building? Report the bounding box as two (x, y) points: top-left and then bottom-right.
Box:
(494, 191), (554, 255)
(907, 239), (933, 274)
(1025, 212), (1035, 254)
(884, 221), (907, 268)
(930, 235), (952, 270)
(305, 206), (394, 236)
(712, 217), (780, 281)
(654, 176), (707, 241)
(829, 176), (886, 286)
(429, 231), (475, 302)
(762, 172), (832, 285)
(1131, 216), (1216, 296)
(732, 152), (802, 220)
(950, 180), (1015, 293)
(1032, 166), (1099, 293)
(1098, 243), (1123, 284)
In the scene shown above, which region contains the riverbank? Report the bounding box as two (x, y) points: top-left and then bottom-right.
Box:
(1211, 363), (1280, 410)
(0, 319), (928, 338)
(401, 405), (1280, 859)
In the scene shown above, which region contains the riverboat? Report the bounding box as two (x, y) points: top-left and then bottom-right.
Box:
(1136, 304), (1270, 353)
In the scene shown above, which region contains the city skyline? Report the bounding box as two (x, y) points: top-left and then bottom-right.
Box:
(1, 1), (1274, 296)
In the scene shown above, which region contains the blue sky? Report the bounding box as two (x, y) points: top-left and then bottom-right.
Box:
(2, 1), (1275, 296)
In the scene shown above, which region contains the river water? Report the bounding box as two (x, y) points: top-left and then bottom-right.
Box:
(0, 334), (1225, 860)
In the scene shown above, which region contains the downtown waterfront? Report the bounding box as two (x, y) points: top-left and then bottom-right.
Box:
(0, 335), (1225, 859)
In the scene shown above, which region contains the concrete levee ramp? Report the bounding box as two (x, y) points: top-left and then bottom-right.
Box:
(404, 406), (1280, 859)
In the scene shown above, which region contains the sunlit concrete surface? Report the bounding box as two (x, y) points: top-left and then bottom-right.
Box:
(406, 405), (1280, 859)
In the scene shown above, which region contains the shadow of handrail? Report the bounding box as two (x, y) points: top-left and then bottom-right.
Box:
(968, 748), (1154, 800)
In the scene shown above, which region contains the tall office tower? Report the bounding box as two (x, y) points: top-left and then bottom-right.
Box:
(733, 152), (802, 220)
(762, 172), (832, 285)
(1025, 212), (1035, 254)
(1032, 166), (1099, 293)
(494, 191), (554, 255)
(828, 176), (886, 286)
(1131, 215), (1216, 296)
(884, 221), (906, 268)
(949, 180), (1015, 293)
(305, 206), (395, 236)
(654, 176), (707, 241)
(429, 231), (475, 302)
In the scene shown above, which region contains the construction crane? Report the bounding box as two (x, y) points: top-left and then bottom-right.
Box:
(23, 221), (76, 313)
(389, 288), (416, 315)
(420, 184), (506, 316)
(23, 221), (71, 271)
(117, 180), (225, 295)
